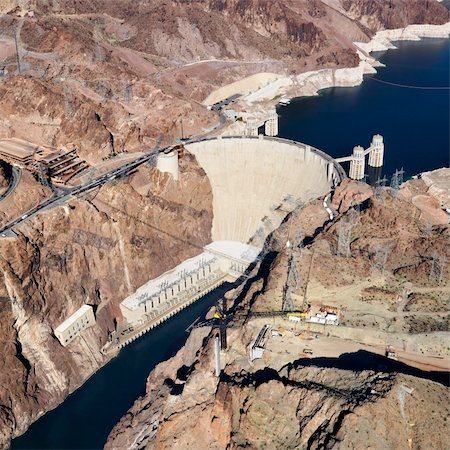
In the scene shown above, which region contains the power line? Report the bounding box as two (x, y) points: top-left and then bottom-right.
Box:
(366, 76), (450, 90)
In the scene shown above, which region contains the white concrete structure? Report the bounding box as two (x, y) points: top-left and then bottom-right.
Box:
(246, 116), (258, 136)
(156, 150), (179, 181)
(336, 134), (385, 180)
(349, 145), (365, 180)
(120, 241), (260, 325)
(214, 335), (221, 376)
(250, 324), (270, 361)
(264, 108), (278, 137)
(54, 304), (96, 347)
(186, 136), (345, 243)
(368, 134), (384, 168)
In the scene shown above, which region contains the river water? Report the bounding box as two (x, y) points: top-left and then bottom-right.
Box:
(11, 38), (450, 450)
(11, 284), (232, 450)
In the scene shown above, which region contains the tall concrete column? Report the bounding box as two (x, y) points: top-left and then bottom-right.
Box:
(368, 134), (384, 168)
(264, 108), (278, 136)
(214, 335), (221, 376)
(349, 145), (365, 180)
(246, 116), (258, 136)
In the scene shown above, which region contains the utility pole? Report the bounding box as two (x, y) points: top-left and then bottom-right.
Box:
(372, 244), (389, 275)
(180, 118), (184, 140)
(337, 220), (352, 257)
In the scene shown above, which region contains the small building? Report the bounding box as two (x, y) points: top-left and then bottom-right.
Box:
(223, 109), (238, 121)
(250, 324), (270, 361)
(54, 304), (96, 347)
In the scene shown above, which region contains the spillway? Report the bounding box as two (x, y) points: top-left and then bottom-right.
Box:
(186, 136), (346, 243)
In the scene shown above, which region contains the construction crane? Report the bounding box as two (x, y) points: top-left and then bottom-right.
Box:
(194, 296), (230, 349)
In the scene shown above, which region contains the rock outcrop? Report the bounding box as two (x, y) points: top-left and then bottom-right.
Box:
(0, 1), (447, 160)
(0, 0), (449, 447)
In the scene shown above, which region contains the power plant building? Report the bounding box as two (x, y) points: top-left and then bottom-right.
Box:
(120, 241), (260, 326)
(54, 304), (96, 347)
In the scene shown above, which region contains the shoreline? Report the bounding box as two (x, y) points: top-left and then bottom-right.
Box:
(219, 22), (450, 131)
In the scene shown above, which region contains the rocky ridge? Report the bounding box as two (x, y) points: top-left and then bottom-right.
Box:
(0, 0), (449, 447)
(0, 1), (448, 159)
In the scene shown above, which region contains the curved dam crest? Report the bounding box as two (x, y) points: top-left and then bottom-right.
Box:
(186, 136), (344, 244)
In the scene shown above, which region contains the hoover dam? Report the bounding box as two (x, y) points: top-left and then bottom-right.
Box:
(100, 135), (347, 350)
(185, 136), (346, 244)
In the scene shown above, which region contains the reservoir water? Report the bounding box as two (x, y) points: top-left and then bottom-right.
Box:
(278, 38), (450, 179)
(11, 38), (450, 450)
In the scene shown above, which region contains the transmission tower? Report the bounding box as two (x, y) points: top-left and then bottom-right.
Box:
(14, 29), (22, 74)
(390, 168), (405, 192)
(374, 175), (388, 200)
(429, 253), (446, 284)
(372, 244), (389, 275)
(421, 219), (433, 237)
(337, 219), (352, 257)
(282, 225), (302, 312)
(124, 83), (133, 104)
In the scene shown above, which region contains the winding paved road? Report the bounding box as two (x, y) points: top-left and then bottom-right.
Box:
(0, 148), (161, 238)
(0, 166), (21, 203)
(0, 110), (228, 238)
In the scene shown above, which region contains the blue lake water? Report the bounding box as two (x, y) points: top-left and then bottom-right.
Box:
(278, 38), (449, 180)
(11, 37), (450, 450)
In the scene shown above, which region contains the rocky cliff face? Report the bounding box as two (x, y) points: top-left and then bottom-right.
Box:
(0, 155), (213, 448)
(340, 0), (448, 31)
(105, 173), (450, 450)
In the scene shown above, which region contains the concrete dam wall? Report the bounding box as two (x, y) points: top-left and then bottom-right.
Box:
(186, 136), (345, 243)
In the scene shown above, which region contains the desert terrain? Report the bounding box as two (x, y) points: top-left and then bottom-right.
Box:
(0, 0), (449, 448)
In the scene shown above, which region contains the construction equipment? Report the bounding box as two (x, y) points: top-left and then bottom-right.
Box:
(195, 296), (229, 350)
(385, 345), (398, 360)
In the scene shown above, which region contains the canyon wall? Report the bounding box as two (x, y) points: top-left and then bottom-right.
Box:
(0, 156), (213, 447)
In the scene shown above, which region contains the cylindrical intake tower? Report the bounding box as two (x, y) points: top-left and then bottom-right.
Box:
(264, 109), (278, 137)
(349, 145), (365, 180)
(246, 116), (258, 136)
(156, 150), (179, 181)
(368, 134), (384, 168)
